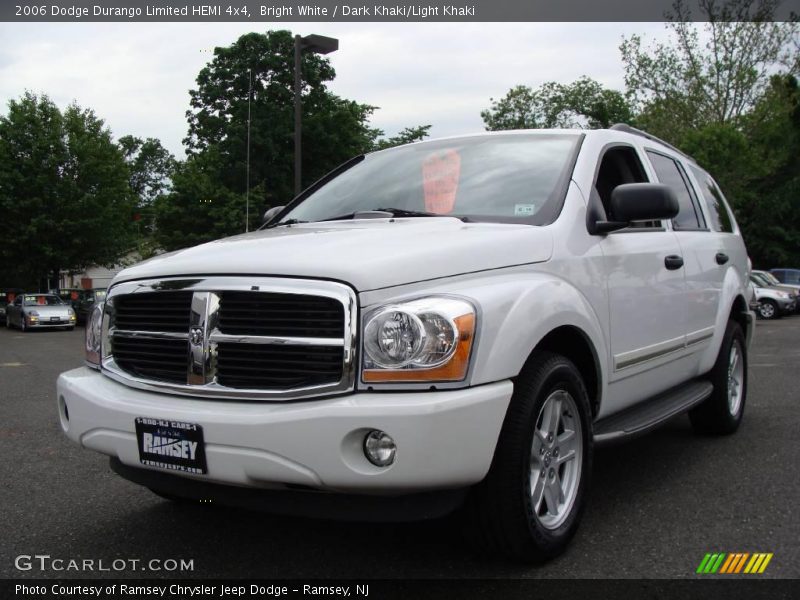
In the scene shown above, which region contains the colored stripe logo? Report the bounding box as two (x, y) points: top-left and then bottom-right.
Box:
(696, 552), (773, 574)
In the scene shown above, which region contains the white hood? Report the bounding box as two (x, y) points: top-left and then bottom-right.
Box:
(115, 218), (553, 292)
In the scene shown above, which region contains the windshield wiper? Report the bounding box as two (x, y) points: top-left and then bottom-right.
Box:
(266, 218), (307, 228)
(320, 208), (452, 222)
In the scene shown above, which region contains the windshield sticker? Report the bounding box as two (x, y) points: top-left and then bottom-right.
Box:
(422, 149), (461, 214)
(514, 204), (537, 217)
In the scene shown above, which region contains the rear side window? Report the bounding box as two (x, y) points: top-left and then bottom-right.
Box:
(783, 271), (800, 284)
(689, 166), (734, 233)
(646, 151), (706, 231)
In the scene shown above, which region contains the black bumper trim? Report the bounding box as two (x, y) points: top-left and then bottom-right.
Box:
(110, 458), (468, 522)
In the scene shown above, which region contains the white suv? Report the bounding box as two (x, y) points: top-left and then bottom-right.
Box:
(58, 125), (753, 562)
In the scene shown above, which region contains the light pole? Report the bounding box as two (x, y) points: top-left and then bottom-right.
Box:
(294, 33), (338, 196)
(245, 67), (252, 232)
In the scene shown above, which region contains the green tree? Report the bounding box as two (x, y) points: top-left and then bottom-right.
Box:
(0, 93), (135, 288)
(153, 148), (247, 251)
(184, 30), (381, 199)
(481, 77), (633, 131)
(620, 0), (799, 142)
(119, 135), (176, 239)
(156, 29), (430, 250)
(372, 125), (432, 151)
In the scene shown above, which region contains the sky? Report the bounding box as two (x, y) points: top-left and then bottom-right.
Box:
(0, 22), (671, 158)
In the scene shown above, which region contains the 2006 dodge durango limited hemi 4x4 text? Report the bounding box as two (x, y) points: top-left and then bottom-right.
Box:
(58, 125), (754, 562)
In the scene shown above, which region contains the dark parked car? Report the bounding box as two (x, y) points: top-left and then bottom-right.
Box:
(56, 288), (85, 311)
(75, 288), (107, 324)
(0, 289), (24, 325)
(770, 268), (800, 286)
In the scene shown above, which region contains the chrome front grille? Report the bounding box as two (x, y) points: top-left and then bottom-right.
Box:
(216, 343), (344, 389)
(111, 335), (188, 383)
(218, 291), (343, 337)
(114, 291), (192, 332)
(102, 277), (357, 401)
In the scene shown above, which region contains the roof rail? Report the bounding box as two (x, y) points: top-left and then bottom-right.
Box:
(609, 123), (695, 163)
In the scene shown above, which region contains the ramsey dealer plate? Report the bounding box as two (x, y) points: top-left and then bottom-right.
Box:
(135, 417), (207, 474)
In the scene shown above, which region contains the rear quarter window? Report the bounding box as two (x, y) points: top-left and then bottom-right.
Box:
(689, 166), (735, 233)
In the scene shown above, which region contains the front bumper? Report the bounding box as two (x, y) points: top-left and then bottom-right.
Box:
(777, 298), (796, 314)
(57, 368), (513, 494)
(28, 319), (74, 328)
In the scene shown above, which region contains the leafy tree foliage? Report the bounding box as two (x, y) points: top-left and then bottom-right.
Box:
(619, 0), (799, 267)
(119, 135), (176, 207)
(154, 29), (430, 251)
(372, 125), (431, 151)
(119, 135), (176, 239)
(0, 93), (135, 288)
(481, 77), (633, 131)
(620, 0), (798, 138)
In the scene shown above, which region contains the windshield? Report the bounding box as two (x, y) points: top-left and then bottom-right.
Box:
(277, 134), (581, 226)
(758, 272), (781, 285)
(23, 295), (64, 306)
(751, 274), (776, 288)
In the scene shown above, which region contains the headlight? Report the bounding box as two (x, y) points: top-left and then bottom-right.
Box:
(28, 310), (39, 317)
(85, 302), (104, 369)
(362, 297), (476, 383)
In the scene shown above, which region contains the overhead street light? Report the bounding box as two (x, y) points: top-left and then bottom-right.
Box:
(294, 34), (338, 196)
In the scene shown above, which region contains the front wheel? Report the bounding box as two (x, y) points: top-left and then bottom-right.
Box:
(757, 299), (779, 320)
(465, 351), (592, 562)
(19, 317), (26, 332)
(689, 321), (747, 435)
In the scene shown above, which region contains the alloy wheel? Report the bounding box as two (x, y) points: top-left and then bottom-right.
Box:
(529, 389), (583, 530)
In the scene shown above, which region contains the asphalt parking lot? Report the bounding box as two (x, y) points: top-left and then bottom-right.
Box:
(1, 317), (798, 579)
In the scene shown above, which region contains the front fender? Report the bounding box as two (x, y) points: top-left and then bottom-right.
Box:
(360, 268), (608, 395)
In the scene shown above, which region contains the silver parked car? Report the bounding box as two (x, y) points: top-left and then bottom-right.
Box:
(5, 293), (76, 331)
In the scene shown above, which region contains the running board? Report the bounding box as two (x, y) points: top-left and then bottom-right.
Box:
(593, 380), (713, 447)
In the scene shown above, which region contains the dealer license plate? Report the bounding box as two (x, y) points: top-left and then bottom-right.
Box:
(135, 417), (207, 474)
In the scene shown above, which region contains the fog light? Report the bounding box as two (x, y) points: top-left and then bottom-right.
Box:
(364, 430), (396, 467)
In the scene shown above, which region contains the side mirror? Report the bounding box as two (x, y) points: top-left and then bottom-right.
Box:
(262, 206), (285, 225)
(591, 183), (679, 234)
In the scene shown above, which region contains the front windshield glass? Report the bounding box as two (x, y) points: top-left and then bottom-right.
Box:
(23, 295), (64, 306)
(759, 272), (781, 285)
(751, 274), (774, 288)
(279, 134), (581, 225)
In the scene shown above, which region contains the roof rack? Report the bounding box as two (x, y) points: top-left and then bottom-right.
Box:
(609, 123), (695, 163)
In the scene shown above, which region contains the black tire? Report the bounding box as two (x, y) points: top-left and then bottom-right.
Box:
(689, 321), (747, 435)
(464, 351), (592, 562)
(757, 299), (779, 320)
(19, 317), (26, 332)
(66, 326), (75, 331)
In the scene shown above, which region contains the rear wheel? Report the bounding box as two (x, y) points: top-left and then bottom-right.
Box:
(465, 351), (592, 562)
(690, 321), (747, 435)
(757, 299), (778, 320)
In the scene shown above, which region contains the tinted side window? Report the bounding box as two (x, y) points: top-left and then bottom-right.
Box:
(689, 166), (734, 233)
(646, 151), (705, 230)
(785, 271), (800, 284)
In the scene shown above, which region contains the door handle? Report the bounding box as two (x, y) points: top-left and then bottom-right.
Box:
(665, 255), (684, 270)
(715, 252), (729, 265)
